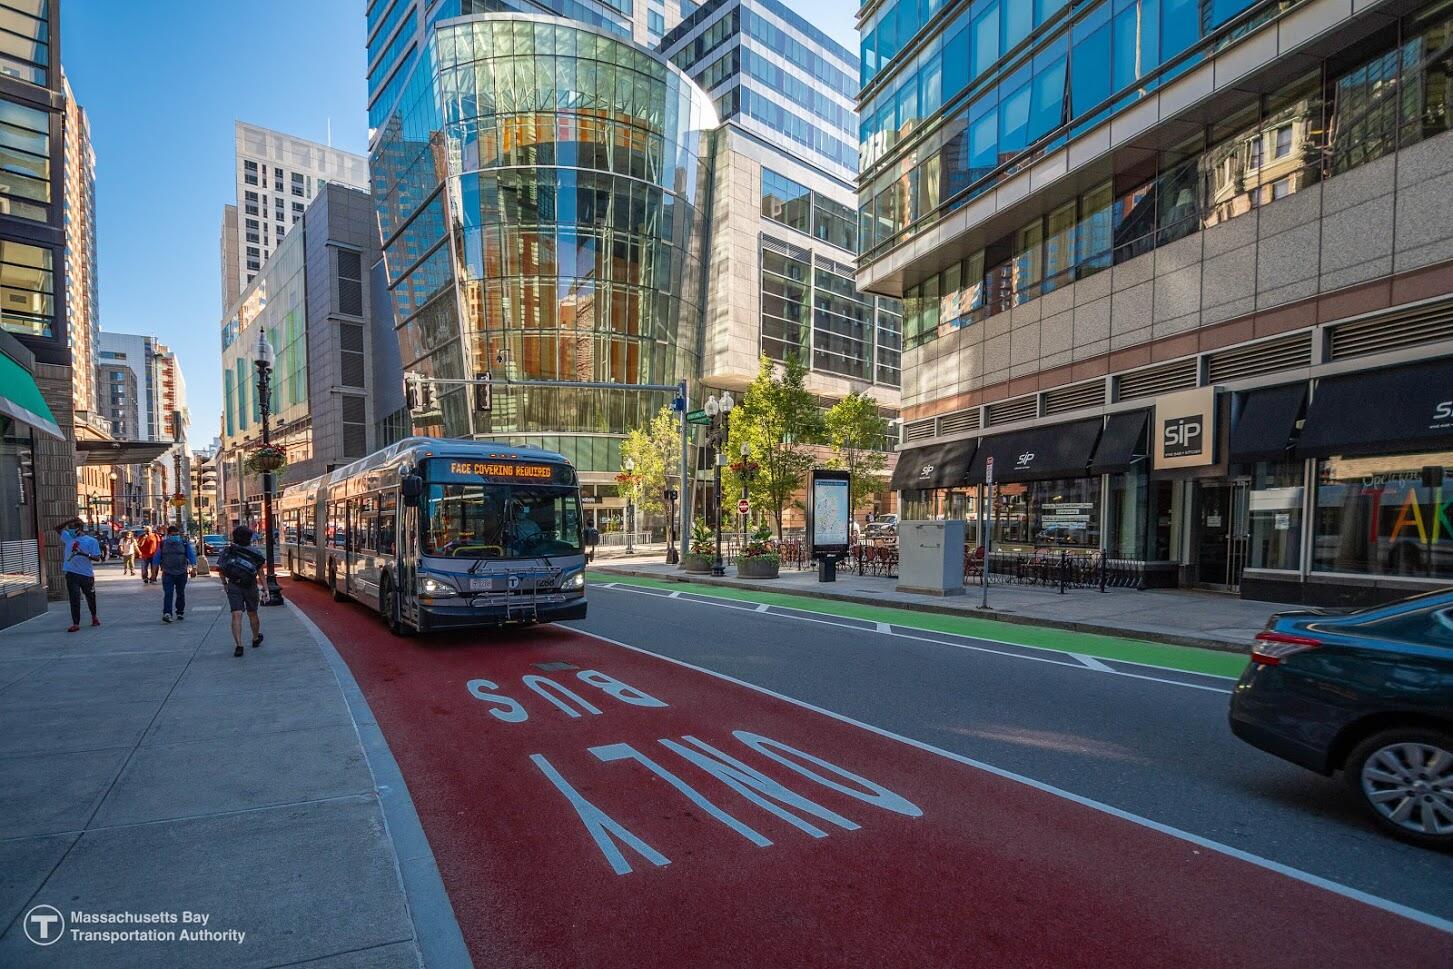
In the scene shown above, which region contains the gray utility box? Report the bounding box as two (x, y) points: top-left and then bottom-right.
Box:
(896, 520), (966, 597)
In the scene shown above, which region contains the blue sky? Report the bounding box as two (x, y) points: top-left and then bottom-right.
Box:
(62, 0), (858, 445)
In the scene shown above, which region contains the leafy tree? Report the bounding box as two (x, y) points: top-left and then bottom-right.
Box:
(726, 356), (824, 539)
(824, 391), (888, 512)
(618, 405), (679, 517)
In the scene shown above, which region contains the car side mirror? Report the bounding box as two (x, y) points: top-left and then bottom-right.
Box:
(401, 474), (423, 507)
(584, 527), (600, 547)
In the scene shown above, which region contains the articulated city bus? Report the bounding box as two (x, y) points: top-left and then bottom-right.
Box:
(276, 438), (594, 634)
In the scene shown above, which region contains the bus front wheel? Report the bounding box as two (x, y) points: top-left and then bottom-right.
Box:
(381, 574), (410, 637)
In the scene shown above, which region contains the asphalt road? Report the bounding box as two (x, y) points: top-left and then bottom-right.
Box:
(572, 581), (1453, 923)
(285, 578), (1453, 966)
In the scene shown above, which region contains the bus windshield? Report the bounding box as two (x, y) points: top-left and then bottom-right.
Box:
(423, 483), (582, 559)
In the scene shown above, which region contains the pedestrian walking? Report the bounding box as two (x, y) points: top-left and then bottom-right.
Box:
(118, 530), (137, 575)
(153, 524), (196, 623)
(54, 516), (101, 632)
(217, 525), (266, 658)
(136, 526), (160, 584)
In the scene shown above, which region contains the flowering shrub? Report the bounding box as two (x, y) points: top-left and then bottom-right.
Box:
(738, 523), (778, 564)
(689, 518), (714, 556)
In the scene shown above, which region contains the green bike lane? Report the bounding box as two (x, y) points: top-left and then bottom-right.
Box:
(590, 571), (1250, 680)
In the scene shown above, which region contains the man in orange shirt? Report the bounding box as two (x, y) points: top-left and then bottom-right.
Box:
(135, 526), (160, 584)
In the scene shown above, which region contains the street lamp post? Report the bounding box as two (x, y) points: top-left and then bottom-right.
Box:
(253, 332), (284, 606)
(738, 442), (753, 533)
(704, 391), (733, 576)
(623, 457), (636, 555)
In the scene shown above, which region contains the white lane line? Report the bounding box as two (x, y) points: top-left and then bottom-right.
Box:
(572, 627), (1453, 938)
(599, 583), (1231, 694)
(1072, 653), (1115, 673)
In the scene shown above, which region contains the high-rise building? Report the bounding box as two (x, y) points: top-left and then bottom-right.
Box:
(369, 13), (716, 517)
(861, 0), (1453, 604)
(220, 122), (369, 309)
(95, 332), (184, 524)
(217, 184), (398, 529)
(62, 69), (99, 429)
(0, 0), (74, 598)
(365, 0), (689, 143)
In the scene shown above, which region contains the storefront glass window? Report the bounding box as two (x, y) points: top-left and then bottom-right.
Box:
(994, 477), (1100, 549)
(1106, 471), (1147, 558)
(1246, 461), (1304, 571)
(0, 417), (38, 594)
(1312, 452), (1453, 579)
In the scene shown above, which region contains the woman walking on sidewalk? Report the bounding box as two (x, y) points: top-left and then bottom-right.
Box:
(118, 529), (137, 575)
(152, 525), (196, 623)
(54, 517), (101, 631)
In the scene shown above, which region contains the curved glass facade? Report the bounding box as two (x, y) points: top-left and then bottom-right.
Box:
(371, 14), (717, 472)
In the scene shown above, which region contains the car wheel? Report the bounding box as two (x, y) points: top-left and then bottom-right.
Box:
(1345, 728), (1453, 850)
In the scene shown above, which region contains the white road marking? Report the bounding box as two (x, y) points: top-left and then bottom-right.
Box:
(572, 627), (1453, 938)
(598, 583), (1232, 694)
(1071, 653), (1115, 672)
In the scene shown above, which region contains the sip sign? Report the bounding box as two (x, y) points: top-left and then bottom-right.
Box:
(1155, 387), (1217, 470)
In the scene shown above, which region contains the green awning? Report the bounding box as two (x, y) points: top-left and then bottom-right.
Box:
(0, 351), (62, 440)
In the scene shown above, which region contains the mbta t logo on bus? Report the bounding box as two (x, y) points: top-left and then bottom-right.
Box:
(1163, 416), (1204, 459)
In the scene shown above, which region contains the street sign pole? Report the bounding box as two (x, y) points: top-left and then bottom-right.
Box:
(677, 380), (690, 567)
(982, 457), (994, 610)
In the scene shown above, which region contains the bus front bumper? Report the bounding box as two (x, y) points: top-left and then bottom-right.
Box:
(415, 592), (587, 630)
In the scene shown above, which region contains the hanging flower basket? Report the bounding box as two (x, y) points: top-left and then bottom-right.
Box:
(247, 444), (288, 474)
(729, 459), (760, 477)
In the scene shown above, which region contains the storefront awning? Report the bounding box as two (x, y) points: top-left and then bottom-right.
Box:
(1297, 359), (1453, 459)
(1090, 410), (1150, 474)
(889, 439), (979, 490)
(1230, 383), (1307, 463)
(968, 418), (1103, 484)
(75, 439), (174, 466)
(0, 351), (61, 440)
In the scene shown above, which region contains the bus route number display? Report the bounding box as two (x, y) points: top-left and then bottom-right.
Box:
(451, 461), (555, 480)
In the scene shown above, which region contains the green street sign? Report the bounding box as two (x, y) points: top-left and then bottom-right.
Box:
(686, 409), (711, 425)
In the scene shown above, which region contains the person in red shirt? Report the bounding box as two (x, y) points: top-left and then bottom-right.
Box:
(135, 526), (161, 584)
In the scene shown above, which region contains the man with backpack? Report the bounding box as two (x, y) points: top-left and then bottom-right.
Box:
(151, 524), (196, 623)
(216, 525), (266, 658)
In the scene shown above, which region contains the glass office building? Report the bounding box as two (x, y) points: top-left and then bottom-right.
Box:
(370, 14), (718, 474)
(867, 0), (1453, 605)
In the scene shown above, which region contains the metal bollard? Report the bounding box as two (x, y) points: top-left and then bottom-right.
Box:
(1059, 550), (1068, 594)
(1099, 553), (1108, 593)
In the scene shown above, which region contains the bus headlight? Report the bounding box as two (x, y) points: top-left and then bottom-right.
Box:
(565, 572), (585, 590)
(418, 575), (457, 598)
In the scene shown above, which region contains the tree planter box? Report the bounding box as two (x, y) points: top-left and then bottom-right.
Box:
(736, 557), (779, 579)
(682, 553), (714, 574)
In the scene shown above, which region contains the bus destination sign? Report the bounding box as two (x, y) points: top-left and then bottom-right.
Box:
(450, 461), (555, 480)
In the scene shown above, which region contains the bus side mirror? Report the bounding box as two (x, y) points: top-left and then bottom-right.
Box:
(584, 527), (600, 547)
(401, 474), (423, 506)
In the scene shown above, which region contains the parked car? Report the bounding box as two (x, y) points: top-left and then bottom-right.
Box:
(201, 534), (228, 556)
(1229, 589), (1453, 848)
(864, 514), (899, 540)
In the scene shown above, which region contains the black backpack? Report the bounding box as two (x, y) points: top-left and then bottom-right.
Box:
(159, 537), (190, 576)
(218, 545), (261, 586)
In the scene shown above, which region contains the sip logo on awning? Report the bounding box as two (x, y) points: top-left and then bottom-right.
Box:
(917, 464), (935, 479)
(1015, 452), (1036, 469)
(1435, 401), (1453, 426)
(1154, 387), (1217, 470)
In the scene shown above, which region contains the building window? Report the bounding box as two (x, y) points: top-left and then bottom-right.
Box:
(0, 99), (50, 222)
(0, 240), (54, 338)
(291, 172), (306, 197)
(760, 168), (811, 233)
(1246, 461), (1305, 571)
(1312, 453), (1453, 580)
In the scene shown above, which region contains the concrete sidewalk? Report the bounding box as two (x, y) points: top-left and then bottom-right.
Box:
(592, 559), (1298, 650)
(0, 565), (462, 968)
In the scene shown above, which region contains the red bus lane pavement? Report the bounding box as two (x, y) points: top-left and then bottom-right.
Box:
(288, 583), (1453, 969)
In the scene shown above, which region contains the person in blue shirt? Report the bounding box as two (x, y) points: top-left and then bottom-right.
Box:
(151, 524), (197, 623)
(54, 516), (102, 632)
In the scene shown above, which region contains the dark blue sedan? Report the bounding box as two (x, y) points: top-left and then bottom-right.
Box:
(1229, 589), (1453, 849)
